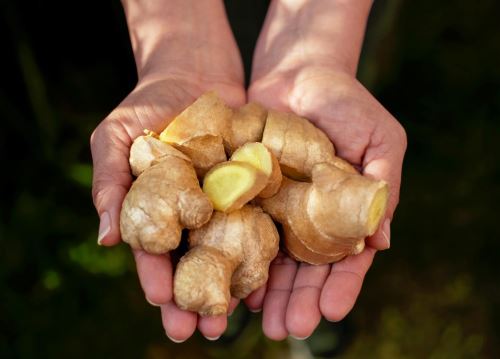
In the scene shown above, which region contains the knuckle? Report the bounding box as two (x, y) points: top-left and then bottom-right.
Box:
(90, 117), (112, 151)
(91, 182), (110, 209)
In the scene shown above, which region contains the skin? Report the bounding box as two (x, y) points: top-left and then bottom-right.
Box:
(91, 0), (245, 342)
(244, 0), (407, 340)
(91, 0), (407, 342)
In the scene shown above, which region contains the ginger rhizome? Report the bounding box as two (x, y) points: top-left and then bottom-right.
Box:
(260, 162), (388, 264)
(158, 92), (268, 176)
(120, 136), (213, 254)
(174, 205), (279, 316)
(159, 92), (232, 175)
(227, 103), (267, 153)
(119, 91), (390, 316)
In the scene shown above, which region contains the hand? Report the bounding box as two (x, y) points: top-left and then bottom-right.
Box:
(90, 0), (245, 342)
(244, 0), (406, 340)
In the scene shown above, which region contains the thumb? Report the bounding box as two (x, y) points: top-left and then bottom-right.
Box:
(90, 119), (133, 246)
(363, 121), (407, 250)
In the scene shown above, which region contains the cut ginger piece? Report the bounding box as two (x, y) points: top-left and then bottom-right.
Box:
(260, 163), (389, 264)
(158, 92), (231, 175)
(203, 161), (267, 212)
(230, 142), (282, 198)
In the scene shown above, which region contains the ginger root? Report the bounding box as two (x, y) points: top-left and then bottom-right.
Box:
(227, 102), (267, 153)
(159, 94), (269, 176)
(159, 91), (232, 175)
(119, 91), (391, 317)
(261, 110), (358, 179)
(260, 162), (388, 264)
(120, 136), (213, 254)
(173, 205), (279, 316)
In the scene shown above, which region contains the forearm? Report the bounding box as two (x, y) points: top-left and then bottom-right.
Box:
(122, 0), (242, 82)
(252, 0), (373, 80)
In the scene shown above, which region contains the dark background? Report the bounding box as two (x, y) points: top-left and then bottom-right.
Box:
(1, 0), (499, 358)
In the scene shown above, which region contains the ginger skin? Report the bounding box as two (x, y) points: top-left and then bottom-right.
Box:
(227, 103), (267, 153)
(261, 110), (337, 179)
(159, 91), (232, 175)
(120, 136), (213, 254)
(158, 93), (267, 176)
(173, 205), (279, 316)
(260, 162), (388, 264)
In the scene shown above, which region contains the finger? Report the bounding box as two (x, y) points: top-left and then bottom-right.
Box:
(161, 301), (197, 343)
(196, 296), (239, 340)
(197, 314), (227, 341)
(262, 252), (298, 340)
(133, 250), (173, 306)
(244, 285), (266, 313)
(367, 217), (391, 250)
(91, 119), (133, 246)
(363, 121), (407, 250)
(228, 297), (240, 316)
(319, 247), (376, 322)
(286, 263), (330, 339)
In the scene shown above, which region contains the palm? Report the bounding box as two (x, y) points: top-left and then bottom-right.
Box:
(91, 77), (245, 341)
(247, 69), (406, 339)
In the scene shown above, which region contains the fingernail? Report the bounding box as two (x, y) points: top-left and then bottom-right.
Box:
(290, 334), (310, 341)
(166, 334), (186, 343)
(249, 308), (262, 313)
(204, 335), (221, 341)
(382, 219), (391, 249)
(97, 211), (111, 245)
(146, 297), (161, 307)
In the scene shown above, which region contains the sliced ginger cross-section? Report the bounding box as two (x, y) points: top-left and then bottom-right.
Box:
(202, 161), (268, 212)
(230, 142), (282, 198)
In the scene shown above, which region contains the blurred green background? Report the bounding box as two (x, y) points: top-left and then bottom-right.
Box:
(1, 0), (499, 358)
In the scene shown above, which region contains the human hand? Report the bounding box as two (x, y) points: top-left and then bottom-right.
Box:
(244, 0), (407, 340)
(91, 0), (245, 342)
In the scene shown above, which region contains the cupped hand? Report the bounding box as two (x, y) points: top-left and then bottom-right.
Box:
(91, 75), (245, 341)
(245, 67), (407, 340)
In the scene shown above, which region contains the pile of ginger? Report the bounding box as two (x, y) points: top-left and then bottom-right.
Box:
(119, 92), (389, 316)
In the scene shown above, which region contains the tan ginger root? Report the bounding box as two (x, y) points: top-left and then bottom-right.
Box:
(174, 205), (279, 316)
(128, 132), (190, 176)
(227, 102), (267, 153)
(159, 93), (268, 175)
(119, 90), (390, 312)
(120, 136), (213, 254)
(159, 91), (232, 175)
(262, 110), (351, 179)
(260, 162), (389, 264)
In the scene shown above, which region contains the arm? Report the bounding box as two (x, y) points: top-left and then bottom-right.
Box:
(91, 0), (245, 342)
(246, 0), (407, 340)
(122, 0), (243, 85)
(251, 0), (372, 81)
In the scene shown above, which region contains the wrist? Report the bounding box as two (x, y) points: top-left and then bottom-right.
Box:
(252, 0), (373, 82)
(122, 0), (243, 85)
